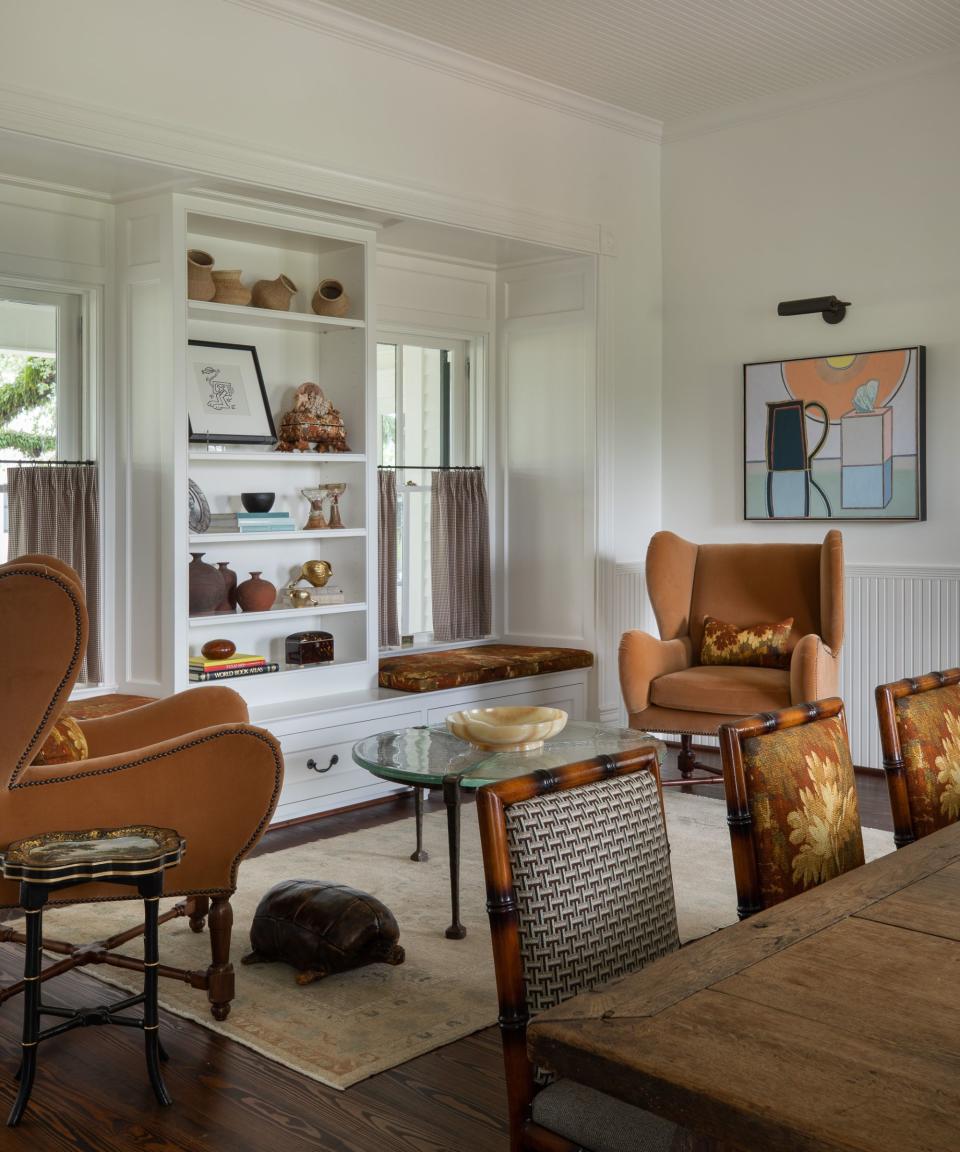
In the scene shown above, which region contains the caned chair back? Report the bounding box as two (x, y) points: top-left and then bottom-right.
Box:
(477, 749), (679, 1150)
(719, 699), (865, 919)
(875, 669), (960, 847)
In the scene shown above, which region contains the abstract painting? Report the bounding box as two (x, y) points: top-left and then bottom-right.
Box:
(744, 346), (925, 521)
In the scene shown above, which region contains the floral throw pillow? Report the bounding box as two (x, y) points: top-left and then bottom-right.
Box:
(700, 616), (793, 670)
(32, 717), (89, 766)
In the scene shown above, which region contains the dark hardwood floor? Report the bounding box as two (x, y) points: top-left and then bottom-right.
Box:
(0, 749), (894, 1151)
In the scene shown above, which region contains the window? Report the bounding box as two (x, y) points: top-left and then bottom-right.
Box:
(377, 334), (478, 643)
(0, 286), (83, 563)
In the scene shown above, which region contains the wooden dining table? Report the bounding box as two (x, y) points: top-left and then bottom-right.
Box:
(528, 818), (960, 1152)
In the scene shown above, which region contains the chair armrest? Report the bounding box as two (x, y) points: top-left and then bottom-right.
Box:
(789, 634), (841, 704)
(7, 724), (285, 895)
(619, 631), (692, 716)
(78, 687), (249, 759)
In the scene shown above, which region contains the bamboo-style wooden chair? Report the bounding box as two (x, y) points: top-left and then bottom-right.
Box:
(875, 668), (960, 848)
(719, 698), (865, 920)
(476, 748), (686, 1152)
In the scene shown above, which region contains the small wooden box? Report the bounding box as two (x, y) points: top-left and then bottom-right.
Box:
(285, 631), (334, 667)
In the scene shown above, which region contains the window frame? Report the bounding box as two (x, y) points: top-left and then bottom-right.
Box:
(376, 325), (493, 652)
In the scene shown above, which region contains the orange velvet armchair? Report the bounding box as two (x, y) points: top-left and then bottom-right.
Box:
(619, 530), (844, 783)
(0, 555), (284, 1020)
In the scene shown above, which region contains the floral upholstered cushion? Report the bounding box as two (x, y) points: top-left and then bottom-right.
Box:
(32, 716), (89, 766)
(700, 616), (793, 670)
(895, 684), (960, 839)
(378, 644), (593, 693)
(742, 714), (864, 909)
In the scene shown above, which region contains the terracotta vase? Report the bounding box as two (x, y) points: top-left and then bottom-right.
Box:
(216, 562), (238, 612)
(236, 571), (277, 613)
(311, 279), (350, 318)
(187, 250), (216, 301)
(211, 270), (252, 306)
(189, 553), (225, 616)
(251, 274), (297, 311)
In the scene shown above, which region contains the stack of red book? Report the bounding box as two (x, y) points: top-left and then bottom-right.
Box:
(188, 653), (280, 682)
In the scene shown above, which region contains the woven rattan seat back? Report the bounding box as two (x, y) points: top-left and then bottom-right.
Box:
(477, 747), (681, 1151)
(505, 771), (678, 1019)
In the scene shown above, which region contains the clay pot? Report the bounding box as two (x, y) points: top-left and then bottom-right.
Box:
(311, 279), (350, 318)
(189, 553), (225, 616)
(251, 274), (297, 311)
(236, 571), (277, 613)
(212, 270), (252, 306)
(202, 638), (237, 660)
(216, 562), (238, 612)
(187, 250), (216, 301)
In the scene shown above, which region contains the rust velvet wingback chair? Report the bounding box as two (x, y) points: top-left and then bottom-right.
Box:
(620, 530), (844, 784)
(0, 555), (284, 1021)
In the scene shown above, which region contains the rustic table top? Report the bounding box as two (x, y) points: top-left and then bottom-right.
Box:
(528, 818), (960, 1152)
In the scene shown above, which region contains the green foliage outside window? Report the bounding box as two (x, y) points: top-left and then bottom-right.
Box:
(0, 353), (56, 457)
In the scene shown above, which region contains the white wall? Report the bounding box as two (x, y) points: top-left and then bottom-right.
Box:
(661, 65), (960, 565)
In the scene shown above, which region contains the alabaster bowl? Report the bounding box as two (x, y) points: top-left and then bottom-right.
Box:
(446, 706), (568, 752)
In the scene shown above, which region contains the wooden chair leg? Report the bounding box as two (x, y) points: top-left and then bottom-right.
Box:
(206, 894), (235, 1022)
(187, 894), (210, 933)
(678, 734), (697, 781)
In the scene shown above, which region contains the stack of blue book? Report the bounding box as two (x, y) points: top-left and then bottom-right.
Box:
(238, 511), (296, 533)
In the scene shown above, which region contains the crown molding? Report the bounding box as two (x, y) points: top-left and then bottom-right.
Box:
(0, 81), (602, 253)
(663, 46), (960, 143)
(223, 0), (662, 143)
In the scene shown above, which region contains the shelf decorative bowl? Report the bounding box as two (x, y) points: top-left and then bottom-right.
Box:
(446, 707), (567, 752)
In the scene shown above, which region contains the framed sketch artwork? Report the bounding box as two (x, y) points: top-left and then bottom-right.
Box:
(187, 340), (277, 444)
(744, 345), (926, 521)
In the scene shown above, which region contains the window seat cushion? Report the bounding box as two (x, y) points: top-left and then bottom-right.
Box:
(378, 644), (593, 693)
(64, 693), (156, 721)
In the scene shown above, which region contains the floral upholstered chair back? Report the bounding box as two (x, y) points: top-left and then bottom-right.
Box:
(876, 669), (960, 848)
(719, 699), (864, 919)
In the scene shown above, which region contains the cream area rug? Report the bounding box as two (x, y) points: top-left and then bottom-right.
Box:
(13, 793), (895, 1090)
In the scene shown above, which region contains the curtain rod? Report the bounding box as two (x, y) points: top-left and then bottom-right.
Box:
(378, 465), (481, 470)
(0, 459), (95, 466)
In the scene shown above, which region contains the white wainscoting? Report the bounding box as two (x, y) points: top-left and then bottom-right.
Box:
(611, 561), (960, 770)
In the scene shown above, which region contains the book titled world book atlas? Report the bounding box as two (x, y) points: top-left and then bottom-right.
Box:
(189, 662), (279, 682)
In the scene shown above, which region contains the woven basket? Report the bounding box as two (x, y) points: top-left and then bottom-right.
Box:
(311, 279), (350, 318)
(252, 274), (298, 311)
(187, 250), (215, 301)
(212, 270), (252, 306)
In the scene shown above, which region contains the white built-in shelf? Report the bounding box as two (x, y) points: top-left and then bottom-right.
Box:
(188, 300), (365, 333)
(189, 603), (367, 627)
(190, 528), (366, 544)
(189, 449), (366, 464)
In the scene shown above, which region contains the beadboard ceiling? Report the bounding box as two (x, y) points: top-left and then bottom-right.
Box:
(312, 0), (960, 125)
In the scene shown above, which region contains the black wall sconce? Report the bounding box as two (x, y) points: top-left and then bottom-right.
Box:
(777, 295), (850, 324)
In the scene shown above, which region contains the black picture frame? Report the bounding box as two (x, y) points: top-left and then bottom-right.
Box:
(743, 344), (926, 522)
(187, 340), (277, 445)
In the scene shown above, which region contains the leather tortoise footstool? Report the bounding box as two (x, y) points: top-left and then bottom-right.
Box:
(242, 880), (404, 985)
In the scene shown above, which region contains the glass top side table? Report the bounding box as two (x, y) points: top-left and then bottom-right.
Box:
(353, 722), (664, 939)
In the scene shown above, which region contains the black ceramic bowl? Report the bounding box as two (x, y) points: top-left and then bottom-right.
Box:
(241, 492), (276, 513)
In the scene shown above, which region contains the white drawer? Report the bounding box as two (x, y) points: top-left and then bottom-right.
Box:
(426, 682), (584, 726)
(278, 710), (420, 807)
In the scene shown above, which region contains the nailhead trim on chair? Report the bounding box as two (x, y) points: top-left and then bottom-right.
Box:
(3, 569), (85, 787)
(2, 727), (284, 906)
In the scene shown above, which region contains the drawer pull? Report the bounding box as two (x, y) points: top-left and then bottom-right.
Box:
(307, 754), (338, 774)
